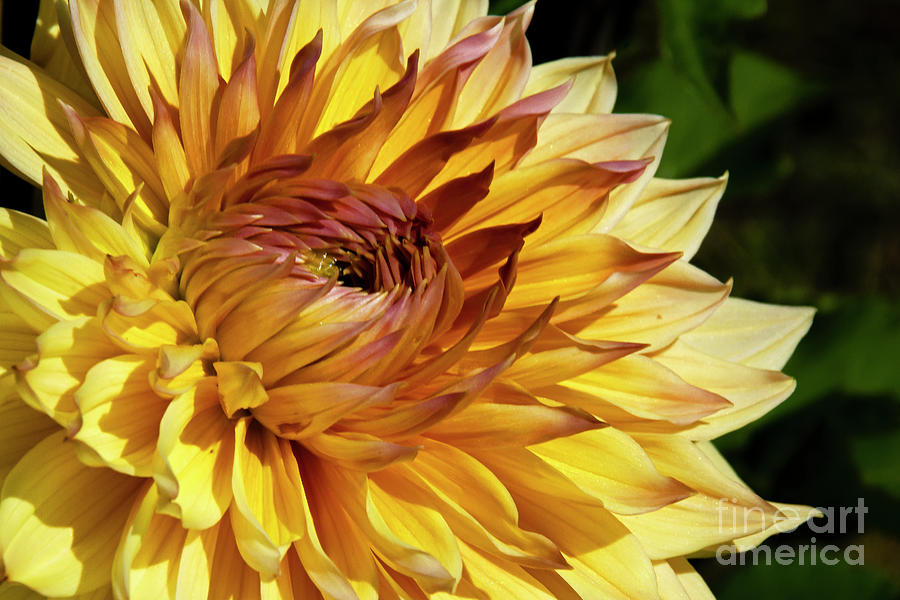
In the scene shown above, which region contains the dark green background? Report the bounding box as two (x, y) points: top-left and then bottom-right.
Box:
(2, 1), (899, 597)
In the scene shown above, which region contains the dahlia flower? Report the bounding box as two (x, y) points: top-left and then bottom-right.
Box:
(0, 1), (816, 598)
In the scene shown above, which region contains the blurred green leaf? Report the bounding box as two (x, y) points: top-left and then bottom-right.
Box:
(850, 429), (900, 499)
(488, 0), (528, 15)
(729, 50), (817, 131)
(616, 59), (735, 176)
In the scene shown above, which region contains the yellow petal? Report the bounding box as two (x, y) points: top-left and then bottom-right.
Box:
(150, 88), (191, 199)
(0, 208), (53, 258)
(0, 47), (103, 201)
(0, 249), (107, 328)
(254, 382), (397, 440)
(112, 0), (182, 119)
(99, 296), (198, 354)
(0, 432), (142, 597)
(522, 113), (669, 229)
(370, 480), (463, 588)
(653, 558), (715, 600)
(666, 558), (715, 600)
(0, 387), (57, 486)
(203, 0), (260, 79)
(73, 354), (167, 476)
(214, 361), (268, 418)
(42, 172), (150, 266)
(452, 6), (532, 127)
(498, 234), (678, 312)
(635, 434), (772, 511)
(230, 419), (306, 580)
(256, 0), (339, 107)
(31, 0), (100, 104)
(525, 54), (617, 115)
(445, 159), (647, 246)
(315, 460), (457, 594)
(260, 549), (324, 600)
(175, 516), (262, 600)
(374, 440), (565, 569)
(0, 306), (37, 368)
(438, 542), (556, 600)
(0, 582), (43, 599)
(503, 335), (642, 389)
(61, 110), (168, 230)
(655, 340), (798, 440)
(680, 296), (815, 371)
(531, 428), (692, 515)
(727, 502), (821, 552)
(303, 430), (419, 472)
(523, 112), (668, 168)
(215, 44), (261, 163)
(300, 460), (380, 600)
(517, 497), (659, 600)
(155, 378), (234, 529)
(576, 260), (731, 351)
(68, 0), (151, 135)
(17, 316), (119, 426)
(557, 354), (730, 425)
(617, 493), (780, 560)
(291, 476), (361, 600)
(112, 482), (186, 600)
(612, 175), (727, 261)
(425, 0), (489, 61)
(306, 1), (413, 138)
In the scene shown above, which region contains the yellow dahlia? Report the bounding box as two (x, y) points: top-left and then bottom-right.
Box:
(0, 1), (817, 598)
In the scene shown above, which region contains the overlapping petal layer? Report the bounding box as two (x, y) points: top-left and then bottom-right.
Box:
(0, 1), (814, 598)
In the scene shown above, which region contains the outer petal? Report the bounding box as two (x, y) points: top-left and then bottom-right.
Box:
(0, 208), (53, 258)
(612, 175), (727, 261)
(68, 0), (151, 135)
(0, 307), (36, 369)
(112, 0), (184, 116)
(654, 558), (715, 600)
(574, 260), (731, 351)
(529, 428), (692, 515)
(0, 47), (104, 201)
(0, 432), (142, 597)
(679, 297), (815, 370)
(315, 460), (458, 594)
(516, 497), (659, 600)
(553, 354), (731, 426)
(654, 340), (798, 440)
(31, 0), (100, 103)
(0, 249), (108, 330)
(525, 55), (617, 115)
(426, 0), (489, 60)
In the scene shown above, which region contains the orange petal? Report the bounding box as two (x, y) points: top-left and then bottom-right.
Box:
(179, 0), (221, 177)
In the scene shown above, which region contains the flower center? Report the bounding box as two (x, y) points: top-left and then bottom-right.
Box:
(292, 184), (443, 293)
(173, 158), (466, 399)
